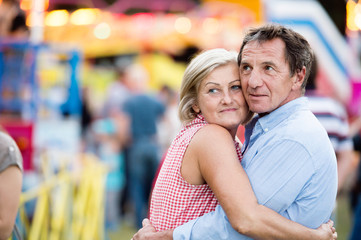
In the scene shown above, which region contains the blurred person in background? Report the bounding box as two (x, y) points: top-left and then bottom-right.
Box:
(0, 0), (29, 39)
(157, 85), (181, 158)
(91, 108), (129, 232)
(305, 56), (355, 237)
(0, 126), (23, 240)
(349, 132), (361, 240)
(348, 117), (361, 240)
(305, 56), (354, 194)
(80, 86), (95, 152)
(101, 59), (134, 223)
(122, 63), (165, 228)
(102, 59), (133, 118)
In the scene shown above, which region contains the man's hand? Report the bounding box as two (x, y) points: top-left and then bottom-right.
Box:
(316, 220), (337, 240)
(132, 218), (173, 240)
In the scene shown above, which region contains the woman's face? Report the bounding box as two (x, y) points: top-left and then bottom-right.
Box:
(192, 62), (249, 137)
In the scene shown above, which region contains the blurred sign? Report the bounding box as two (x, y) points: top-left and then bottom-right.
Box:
(202, 0), (263, 23)
(1, 120), (34, 171)
(0, 43), (35, 117)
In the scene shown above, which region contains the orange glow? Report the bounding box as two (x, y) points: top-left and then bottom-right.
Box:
(20, 0), (32, 11)
(20, 0), (49, 11)
(133, 12), (155, 19)
(174, 17), (191, 34)
(44, 0), (49, 11)
(70, 8), (100, 25)
(45, 10), (69, 27)
(203, 17), (220, 34)
(132, 12), (156, 26)
(347, 0), (360, 31)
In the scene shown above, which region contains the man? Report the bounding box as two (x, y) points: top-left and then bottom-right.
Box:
(305, 57), (353, 193)
(133, 24), (338, 239)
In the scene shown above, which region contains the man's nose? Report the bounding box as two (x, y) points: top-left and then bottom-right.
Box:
(248, 71), (263, 88)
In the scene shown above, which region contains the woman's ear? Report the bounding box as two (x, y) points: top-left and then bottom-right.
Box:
(192, 103), (200, 113)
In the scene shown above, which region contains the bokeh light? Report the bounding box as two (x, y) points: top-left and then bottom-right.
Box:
(45, 10), (69, 27)
(70, 8), (99, 26)
(93, 22), (111, 39)
(174, 16), (192, 34)
(203, 17), (220, 35)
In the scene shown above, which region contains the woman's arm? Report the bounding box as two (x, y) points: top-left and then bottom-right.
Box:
(0, 165), (22, 240)
(191, 124), (332, 240)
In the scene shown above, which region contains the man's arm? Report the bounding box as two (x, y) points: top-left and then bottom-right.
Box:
(172, 138), (335, 240)
(132, 211), (336, 240)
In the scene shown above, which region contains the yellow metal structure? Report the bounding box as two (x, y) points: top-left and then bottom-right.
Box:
(12, 154), (107, 240)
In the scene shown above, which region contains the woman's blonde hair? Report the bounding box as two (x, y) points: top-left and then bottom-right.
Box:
(178, 48), (252, 125)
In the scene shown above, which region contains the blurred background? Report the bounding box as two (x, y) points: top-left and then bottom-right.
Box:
(0, 0), (361, 239)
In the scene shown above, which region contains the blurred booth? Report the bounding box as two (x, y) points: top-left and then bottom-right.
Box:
(0, 41), (82, 171)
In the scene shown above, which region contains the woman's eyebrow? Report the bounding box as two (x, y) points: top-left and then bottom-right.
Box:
(205, 82), (220, 86)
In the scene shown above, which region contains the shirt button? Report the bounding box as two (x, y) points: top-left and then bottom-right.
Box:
(264, 128), (269, 132)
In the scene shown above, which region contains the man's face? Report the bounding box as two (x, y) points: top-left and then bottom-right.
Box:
(239, 38), (304, 116)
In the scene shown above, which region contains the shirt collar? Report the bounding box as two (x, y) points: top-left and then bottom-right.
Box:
(254, 97), (308, 132)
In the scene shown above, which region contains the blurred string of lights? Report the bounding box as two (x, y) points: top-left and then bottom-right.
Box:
(9, 0), (251, 41)
(27, 9), (220, 40)
(347, 0), (361, 31)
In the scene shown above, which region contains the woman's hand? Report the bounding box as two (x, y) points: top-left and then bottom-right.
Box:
(132, 219), (156, 240)
(132, 219), (173, 240)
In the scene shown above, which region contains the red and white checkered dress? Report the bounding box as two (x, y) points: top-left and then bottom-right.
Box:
(149, 114), (243, 231)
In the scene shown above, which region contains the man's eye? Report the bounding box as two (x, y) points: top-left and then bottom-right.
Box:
(265, 66), (274, 71)
(240, 65), (251, 74)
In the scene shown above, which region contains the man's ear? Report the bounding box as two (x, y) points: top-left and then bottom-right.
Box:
(292, 67), (306, 89)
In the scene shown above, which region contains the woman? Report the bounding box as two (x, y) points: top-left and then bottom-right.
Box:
(0, 128), (23, 240)
(147, 48), (335, 239)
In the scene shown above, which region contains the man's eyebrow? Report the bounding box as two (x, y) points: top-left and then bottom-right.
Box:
(239, 60), (247, 65)
(263, 61), (276, 66)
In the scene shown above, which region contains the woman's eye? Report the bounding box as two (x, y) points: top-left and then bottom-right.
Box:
(231, 85), (241, 90)
(208, 89), (218, 93)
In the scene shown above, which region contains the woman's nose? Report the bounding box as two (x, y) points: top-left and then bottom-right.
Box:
(221, 92), (232, 104)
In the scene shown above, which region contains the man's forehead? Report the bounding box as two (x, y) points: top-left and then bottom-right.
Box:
(240, 40), (286, 63)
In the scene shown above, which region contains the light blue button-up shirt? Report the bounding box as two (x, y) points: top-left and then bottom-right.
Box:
(173, 97), (338, 240)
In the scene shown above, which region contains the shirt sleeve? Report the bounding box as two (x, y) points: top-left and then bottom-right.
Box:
(0, 132), (23, 173)
(173, 205), (250, 240)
